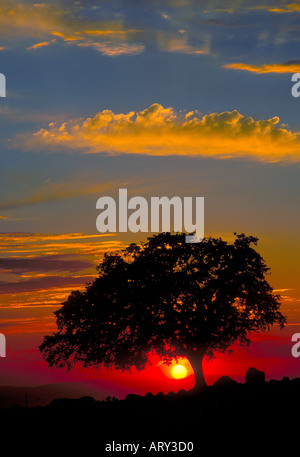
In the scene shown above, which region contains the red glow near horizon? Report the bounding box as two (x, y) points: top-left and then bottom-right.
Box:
(0, 324), (299, 401)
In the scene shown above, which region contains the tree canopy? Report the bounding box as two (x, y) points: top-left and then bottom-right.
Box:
(40, 232), (286, 390)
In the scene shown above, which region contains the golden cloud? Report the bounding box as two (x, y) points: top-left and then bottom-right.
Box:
(27, 39), (57, 50)
(23, 103), (300, 163)
(224, 61), (300, 74)
(264, 3), (300, 13)
(0, 234), (123, 261)
(83, 29), (142, 37)
(51, 31), (84, 42)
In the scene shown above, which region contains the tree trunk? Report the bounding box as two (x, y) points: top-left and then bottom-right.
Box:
(187, 350), (207, 392)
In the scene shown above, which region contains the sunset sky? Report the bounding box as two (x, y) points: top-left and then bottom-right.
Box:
(0, 0), (299, 398)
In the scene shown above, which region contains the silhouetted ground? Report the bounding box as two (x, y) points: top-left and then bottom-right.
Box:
(0, 381), (112, 409)
(0, 371), (299, 455)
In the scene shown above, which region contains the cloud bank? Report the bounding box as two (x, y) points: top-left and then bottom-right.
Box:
(23, 103), (300, 163)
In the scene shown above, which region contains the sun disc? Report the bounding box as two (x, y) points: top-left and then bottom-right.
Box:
(171, 364), (188, 379)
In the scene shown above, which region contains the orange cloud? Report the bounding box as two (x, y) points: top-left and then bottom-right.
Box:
(224, 61), (300, 74)
(51, 31), (84, 42)
(83, 29), (141, 37)
(27, 39), (56, 50)
(220, 3), (300, 14)
(265, 3), (300, 13)
(0, 232), (121, 256)
(23, 103), (300, 163)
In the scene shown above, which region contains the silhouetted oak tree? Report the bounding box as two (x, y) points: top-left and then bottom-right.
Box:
(40, 233), (286, 391)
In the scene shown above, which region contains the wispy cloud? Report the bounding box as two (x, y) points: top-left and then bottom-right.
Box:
(0, 232), (121, 257)
(157, 33), (210, 55)
(51, 31), (84, 42)
(0, 231), (125, 311)
(27, 38), (56, 50)
(203, 2), (300, 14)
(0, 1), (145, 56)
(21, 103), (300, 163)
(75, 41), (145, 56)
(0, 179), (119, 211)
(0, 316), (56, 335)
(83, 29), (142, 37)
(1, 0), (298, 61)
(0, 255), (94, 274)
(0, 275), (94, 294)
(224, 61), (300, 74)
(257, 3), (300, 14)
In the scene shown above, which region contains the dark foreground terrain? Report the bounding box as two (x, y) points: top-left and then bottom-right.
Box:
(0, 369), (298, 455)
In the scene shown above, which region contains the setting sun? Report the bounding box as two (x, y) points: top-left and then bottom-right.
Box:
(171, 364), (188, 379)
